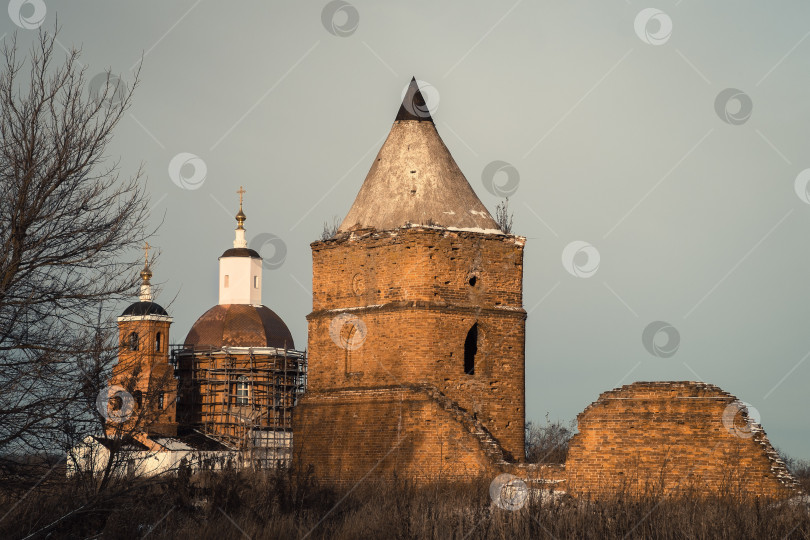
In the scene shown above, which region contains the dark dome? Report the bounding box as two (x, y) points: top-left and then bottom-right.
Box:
(220, 248), (261, 259)
(121, 301), (168, 317)
(184, 304), (294, 349)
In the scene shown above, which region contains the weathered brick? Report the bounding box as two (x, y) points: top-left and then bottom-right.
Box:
(566, 381), (799, 498)
(294, 227), (527, 483)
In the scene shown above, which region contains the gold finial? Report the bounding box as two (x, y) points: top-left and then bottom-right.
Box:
(235, 186), (247, 230)
(143, 242), (150, 266)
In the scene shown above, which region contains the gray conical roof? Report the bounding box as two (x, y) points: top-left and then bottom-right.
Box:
(338, 78), (501, 234)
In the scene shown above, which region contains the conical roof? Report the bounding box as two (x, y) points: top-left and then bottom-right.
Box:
(338, 78), (501, 234)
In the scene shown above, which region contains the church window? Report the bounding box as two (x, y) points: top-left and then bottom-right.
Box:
(128, 332), (139, 351)
(253, 276), (259, 288)
(133, 390), (143, 409)
(224, 275), (229, 288)
(155, 332), (162, 352)
(464, 323), (478, 375)
(235, 376), (249, 405)
(158, 392), (164, 409)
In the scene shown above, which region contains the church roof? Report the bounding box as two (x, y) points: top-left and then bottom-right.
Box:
(220, 247), (261, 259)
(183, 304), (294, 350)
(338, 77), (501, 234)
(121, 301), (168, 317)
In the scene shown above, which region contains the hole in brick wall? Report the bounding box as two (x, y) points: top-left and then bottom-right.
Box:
(468, 276), (477, 287)
(464, 323), (478, 375)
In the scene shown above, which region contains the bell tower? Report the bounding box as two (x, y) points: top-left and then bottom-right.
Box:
(108, 244), (177, 438)
(218, 186), (262, 306)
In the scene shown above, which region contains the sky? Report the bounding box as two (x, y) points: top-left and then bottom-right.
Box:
(3, 1), (809, 459)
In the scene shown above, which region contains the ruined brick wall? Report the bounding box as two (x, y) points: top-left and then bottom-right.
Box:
(566, 381), (798, 498)
(293, 385), (510, 483)
(299, 227), (526, 474)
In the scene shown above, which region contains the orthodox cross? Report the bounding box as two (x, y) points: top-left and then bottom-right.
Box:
(237, 186), (246, 209)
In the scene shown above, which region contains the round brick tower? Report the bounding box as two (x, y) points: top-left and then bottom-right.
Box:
(294, 78), (527, 483)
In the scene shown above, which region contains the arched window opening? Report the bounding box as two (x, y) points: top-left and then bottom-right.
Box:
(128, 332), (139, 351)
(235, 376), (249, 405)
(155, 332), (162, 352)
(342, 324), (366, 377)
(157, 392), (164, 409)
(224, 275), (230, 288)
(464, 323), (478, 375)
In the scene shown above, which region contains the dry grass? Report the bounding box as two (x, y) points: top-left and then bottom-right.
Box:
(1, 467), (808, 539)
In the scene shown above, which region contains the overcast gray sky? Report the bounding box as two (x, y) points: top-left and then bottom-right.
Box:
(3, 1), (809, 459)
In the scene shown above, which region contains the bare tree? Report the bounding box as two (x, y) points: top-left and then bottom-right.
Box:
(0, 27), (151, 480)
(525, 415), (575, 464)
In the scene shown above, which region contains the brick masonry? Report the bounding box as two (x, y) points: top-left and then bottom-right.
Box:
(294, 226), (527, 481)
(566, 381), (799, 498)
(111, 317), (177, 438)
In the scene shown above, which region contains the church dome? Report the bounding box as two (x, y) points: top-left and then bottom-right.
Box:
(220, 247), (261, 259)
(121, 301), (168, 317)
(183, 304), (294, 349)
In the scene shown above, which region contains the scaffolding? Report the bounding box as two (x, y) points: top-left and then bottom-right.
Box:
(170, 345), (307, 468)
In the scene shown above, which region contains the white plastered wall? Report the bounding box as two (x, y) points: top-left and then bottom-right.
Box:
(219, 256), (262, 305)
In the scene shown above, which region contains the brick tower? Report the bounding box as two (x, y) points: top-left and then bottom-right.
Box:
(107, 248), (177, 438)
(294, 78), (526, 483)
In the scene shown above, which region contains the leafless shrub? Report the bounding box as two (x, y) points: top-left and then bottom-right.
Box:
(779, 448), (810, 493)
(320, 216), (340, 241)
(495, 198), (513, 234)
(526, 416), (576, 464)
